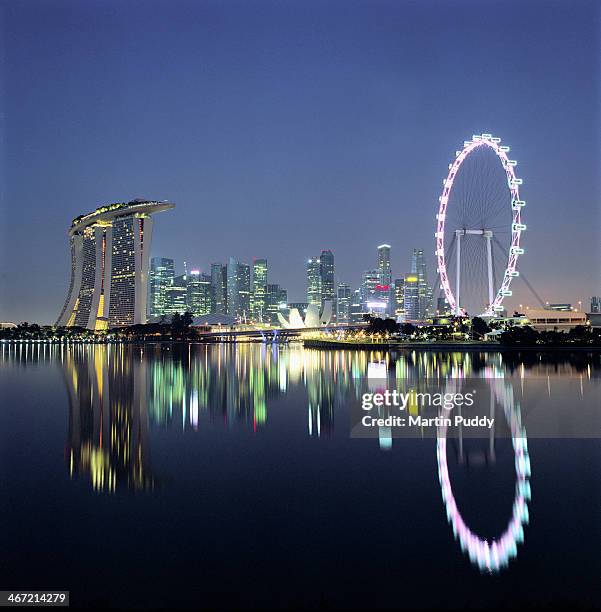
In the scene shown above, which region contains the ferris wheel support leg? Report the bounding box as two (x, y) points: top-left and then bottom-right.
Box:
(455, 230), (462, 316)
(485, 231), (494, 311)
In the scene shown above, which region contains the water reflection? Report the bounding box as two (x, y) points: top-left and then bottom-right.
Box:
(2, 341), (600, 575)
(437, 376), (531, 572)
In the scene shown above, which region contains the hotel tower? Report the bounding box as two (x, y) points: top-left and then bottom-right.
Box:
(56, 199), (175, 330)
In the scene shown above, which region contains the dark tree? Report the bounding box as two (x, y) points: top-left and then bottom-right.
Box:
(471, 317), (491, 339)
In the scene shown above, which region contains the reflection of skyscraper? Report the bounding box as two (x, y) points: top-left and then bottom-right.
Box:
(227, 258), (251, 320)
(149, 257), (175, 319)
(252, 259), (268, 322)
(307, 257), (321, 306)
(57, 199), (174, 329)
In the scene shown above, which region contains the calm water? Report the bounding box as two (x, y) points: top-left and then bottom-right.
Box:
(1, 342), (601, 610)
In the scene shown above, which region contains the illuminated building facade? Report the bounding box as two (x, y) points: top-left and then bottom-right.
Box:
(252, 259), (268, 322)
(266, 284), (287, 325)
(187, 270), (212, 315)
(394, 278), (405, 320)
(211, 263), (227, 314)
(227, 258), (251, 320)
(306, 257), (322, 306)
(410, 248), (433, 320)
(336, 283), (351, 323)
(591, 297), (601, 314)
(319, 249), (335, 314)
(149, 257), (175, 318)
(404, 274), (419, 320)
(56, 199), (175, 329)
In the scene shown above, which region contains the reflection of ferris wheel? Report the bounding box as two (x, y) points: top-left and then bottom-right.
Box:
(436, 134), (526, 317)
(437, 378), (531, 573)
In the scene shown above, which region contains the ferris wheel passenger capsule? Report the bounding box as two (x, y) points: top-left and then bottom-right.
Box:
(491, 137), (501, 143)
(512, 199), (526, 209)
(501, 290), (513, 297)
(510, 178), (523, 186)
(500, 145), (510, 152)
(512, 223), (527, 232)
(482, 133), (492, 139)
(508, 271), (520, 278)
(494, 305), (504, 312)
(510, 247), (525, 255)
(506, 160), (517, 166)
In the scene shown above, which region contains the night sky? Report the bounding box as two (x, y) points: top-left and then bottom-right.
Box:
(1, 0), (599, 324)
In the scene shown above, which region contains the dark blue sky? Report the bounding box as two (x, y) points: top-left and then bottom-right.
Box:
(1, 0), (599, 323)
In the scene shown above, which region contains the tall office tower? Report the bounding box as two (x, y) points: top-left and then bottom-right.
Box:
(307, 257), (322, 306)
(56, 199), (175, 330)
(591, 296), (601, 313)
(266, 284), (288, 325)
(187, 270), (212, 316)
(164, 273), (187, 315)
(319, 249), (335, 312)
(149, 257), (175, 319)
(210, 263), (227, 314)
(377, 244), (392, 286)
(251, 258), (268, 322)
(377, 243), (393, 314)
(350, 289), (364, 323)
(361, 269), (383, 315)
(410, 248), (432, 320)
(227, 258), (251, 320)
(404, 273), (419, 320)
(393, 278), (405, 321)
(336, 283), (351, 323)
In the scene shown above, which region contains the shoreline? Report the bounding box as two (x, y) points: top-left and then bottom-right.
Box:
(301, 339), (601, 352)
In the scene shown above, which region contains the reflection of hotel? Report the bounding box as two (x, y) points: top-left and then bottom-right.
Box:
(63, 345), (153, 492)
(56, 199), (175, 329)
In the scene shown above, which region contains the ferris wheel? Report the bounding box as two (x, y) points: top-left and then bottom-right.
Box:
(436, 134), (526, 317)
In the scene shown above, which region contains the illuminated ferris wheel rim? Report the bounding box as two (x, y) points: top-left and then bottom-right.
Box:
(435, 133), (526, 316)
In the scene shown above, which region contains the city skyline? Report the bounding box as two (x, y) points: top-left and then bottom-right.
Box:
(1, 0), (600, 324)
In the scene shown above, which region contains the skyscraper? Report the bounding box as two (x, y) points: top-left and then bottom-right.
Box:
(149, 257), (175, 319)
(307, 257), (322, 306)
(591, 297), (601, 313)
(410, 248), (432, 320)
(361, 269), (385, 315)
(336, 283), (351, 323)
(404, 274), (419, 321)
(210, 263), (227, 314)
(377, 244), (392, 286)
(227, 258), (251, 320)
(252, 259), (268, 323)
(266, 284), (288, 326)
(56, 199), (175, 329)
(393, 278), (405, 320)
(164, 273), (187, 315)
(350, 289), (364, 323)
(319, 249), (335, 312)
(187, 270), (212, 316)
